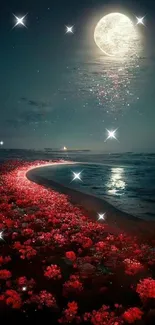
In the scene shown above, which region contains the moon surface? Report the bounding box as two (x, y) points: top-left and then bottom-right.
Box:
(94, 13), (140, 57)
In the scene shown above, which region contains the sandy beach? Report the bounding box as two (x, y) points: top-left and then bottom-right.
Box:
(26, 162), (155, 240)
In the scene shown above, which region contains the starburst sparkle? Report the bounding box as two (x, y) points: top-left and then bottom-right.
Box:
(0, 231), (4, 241)
(12, 14), (27, 29)
(136, 16), (145, 25)
(98, 213), (106, 220)
(105, 129), (117, 142)
(72, 171), (82, 181)
(66, 26), (74, 33)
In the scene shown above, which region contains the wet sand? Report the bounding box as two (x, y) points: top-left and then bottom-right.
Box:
(26, 162), (155, 241)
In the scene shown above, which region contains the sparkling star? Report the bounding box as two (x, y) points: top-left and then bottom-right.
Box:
(0, 231), (4, 241)
(0, 141), (4, 146)
(136, 16), (145, 25)
(98, 213), (106, 220)
(105, 129), (118, 142)
(22, 286), (27, 291)
(12, 13), (27, 29)
(72, 171), (82, 182)
(65, 26), (74, 34)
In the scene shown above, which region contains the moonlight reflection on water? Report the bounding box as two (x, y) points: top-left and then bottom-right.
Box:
(107, 167), (126, 196)
(76, 55), (142, 115)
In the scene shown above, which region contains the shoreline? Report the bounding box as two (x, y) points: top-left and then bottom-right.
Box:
(26, 162), (155, 240)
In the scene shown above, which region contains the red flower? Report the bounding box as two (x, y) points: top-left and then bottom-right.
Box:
(13, 242), (37, 260)
(59, 301), (78, 323)
(5, 290), (22, 309)
(96, 241), (106, 251)
(0, 269), (12, 280)
(63, 275), (83, 296)
(136, 278), (155, 300)
(37, 290), (57, 308)
(44, 265), (61, 280)
(17, 276), (27, 286)
(67, 301), (78, 313)
(86, 305), (122, 325)
(123, 259), (144, 275)
(26, 290), (57, 309)
(0, 256), (11, 266)
(23, 228), (34, 237)
(65, 251), (76, 261)
(82, 237), (93, 249)
(123, 307), (143, 323)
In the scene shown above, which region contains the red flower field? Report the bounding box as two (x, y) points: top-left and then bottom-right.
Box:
(0, 160), (155, 324)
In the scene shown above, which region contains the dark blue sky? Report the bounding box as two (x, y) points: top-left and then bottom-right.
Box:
(0, 0), (155, 151)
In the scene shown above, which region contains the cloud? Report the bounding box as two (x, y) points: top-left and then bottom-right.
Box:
(5, 97), (54, 128)
(20, 97), (53, 111)
(6, 114), (43, 127)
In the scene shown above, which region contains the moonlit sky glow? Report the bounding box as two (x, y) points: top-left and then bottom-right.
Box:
(0, 0), (155, 152)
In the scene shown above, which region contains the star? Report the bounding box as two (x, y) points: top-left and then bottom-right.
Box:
(98, 213), (106, 220)
(136, 16), (145, 25)
(22, 286), (27, 291)
(65, 26), (74, 34)
(72, 171), (82, 182)
(105, 129), (118, 142)
(0, 231), (4, 241)
(12, 13), (27, 29)
(0, 141), (4, 146)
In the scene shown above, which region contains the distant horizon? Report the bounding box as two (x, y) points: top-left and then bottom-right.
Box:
(0, 148), (155, 154)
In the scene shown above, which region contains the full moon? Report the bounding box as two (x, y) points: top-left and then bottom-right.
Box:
(94, 13), (140, 57)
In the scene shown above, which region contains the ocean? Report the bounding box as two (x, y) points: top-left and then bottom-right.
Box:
(0, 149), (155, 220)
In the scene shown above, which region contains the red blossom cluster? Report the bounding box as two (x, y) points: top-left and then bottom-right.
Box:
(13, 241), (37, 259)
(65, 251), (77, 262)
(26, 290), (57, 309)
(0, 289), (22, 309)
(16, 276), (36, 291)
(0, 256), (11, 266)
(84, 305), (123, 325)
(0, 160), (155, 324)
(123, 258), (144, 275)
(136, 277), (155, 300)
(0, 269), (12, 280)
(123, 307), (143, 323)
(63, 275), (83, 296)
(44, 264), (62, 280)
(59, 301), (79, 323)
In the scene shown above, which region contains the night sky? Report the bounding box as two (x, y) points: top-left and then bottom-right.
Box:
(1, 0), (155, 152)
